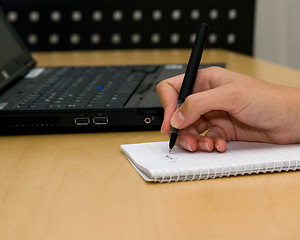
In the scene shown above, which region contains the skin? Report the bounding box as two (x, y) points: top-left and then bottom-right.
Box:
(156, 67), (300, 152)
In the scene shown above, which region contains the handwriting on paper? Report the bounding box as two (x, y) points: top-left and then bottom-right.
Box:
(162, 154), (178, 163)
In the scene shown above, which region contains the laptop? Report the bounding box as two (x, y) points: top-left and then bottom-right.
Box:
(0, 8), (224, 134)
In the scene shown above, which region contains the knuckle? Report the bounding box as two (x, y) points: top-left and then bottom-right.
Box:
(184, 95), (197, 109)
(156, 81), (163, 91)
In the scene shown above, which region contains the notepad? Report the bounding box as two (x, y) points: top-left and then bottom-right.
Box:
(121, 141), (300, 183)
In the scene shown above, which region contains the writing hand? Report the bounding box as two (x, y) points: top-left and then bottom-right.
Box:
(157, 67), (300, 152)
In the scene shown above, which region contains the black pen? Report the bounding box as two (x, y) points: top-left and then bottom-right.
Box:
(169, 23), (208, 153)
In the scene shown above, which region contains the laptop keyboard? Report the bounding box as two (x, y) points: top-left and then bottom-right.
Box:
(16, 66), (155, 109)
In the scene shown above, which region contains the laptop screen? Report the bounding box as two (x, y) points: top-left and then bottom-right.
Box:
(0, 8), (35, 90)
(0, 18), (23, 68)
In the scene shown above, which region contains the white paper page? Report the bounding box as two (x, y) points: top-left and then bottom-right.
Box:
(121, 141), (300, 181)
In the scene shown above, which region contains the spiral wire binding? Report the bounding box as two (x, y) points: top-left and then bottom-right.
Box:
(152, 160), (300, 183)
(294, 160), (298, 171)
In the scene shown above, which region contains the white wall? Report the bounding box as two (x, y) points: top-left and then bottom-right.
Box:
(254, 0), (300, 70)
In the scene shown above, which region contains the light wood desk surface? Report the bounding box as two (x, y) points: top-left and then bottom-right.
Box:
(1, 49), (300, 240)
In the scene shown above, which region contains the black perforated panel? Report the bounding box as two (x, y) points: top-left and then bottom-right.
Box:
(1, 0), (255, 55)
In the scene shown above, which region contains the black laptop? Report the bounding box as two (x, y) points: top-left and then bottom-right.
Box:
(0, 8), (224, 134)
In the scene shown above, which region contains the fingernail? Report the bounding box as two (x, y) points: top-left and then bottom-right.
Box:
(205, 142), (211, 152)
(199, 142), (211, 152)
(170, 111), (185, 128)
(180, 141), (193, 152)
(160, 128), (164, 134)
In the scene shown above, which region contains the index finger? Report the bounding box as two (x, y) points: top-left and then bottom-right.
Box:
(156, 74), (184, 133)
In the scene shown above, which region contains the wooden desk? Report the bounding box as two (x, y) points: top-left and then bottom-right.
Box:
(1, 49), (300, 240)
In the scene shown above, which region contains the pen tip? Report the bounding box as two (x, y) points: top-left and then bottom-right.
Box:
(169, 149), (172, 154)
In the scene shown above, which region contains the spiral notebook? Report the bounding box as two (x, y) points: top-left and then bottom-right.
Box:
(121, 141), (300, 183)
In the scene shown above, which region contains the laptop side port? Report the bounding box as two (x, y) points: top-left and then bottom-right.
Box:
(93, 117), (108, 125)
(144, 117), (152, 124)
(74, 117), (90, 125)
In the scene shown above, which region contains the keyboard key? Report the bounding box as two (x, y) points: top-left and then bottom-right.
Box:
(16, 66), (150, 109)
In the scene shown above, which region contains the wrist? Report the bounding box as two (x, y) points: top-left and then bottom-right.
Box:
(282, 87), (300, 143)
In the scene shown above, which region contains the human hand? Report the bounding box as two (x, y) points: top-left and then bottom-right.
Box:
(156, 67), (300, 152)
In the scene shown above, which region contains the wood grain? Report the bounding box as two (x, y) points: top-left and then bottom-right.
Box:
(1, 49), (300, 240)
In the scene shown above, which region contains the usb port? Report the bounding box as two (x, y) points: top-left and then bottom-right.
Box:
(93, 117), (108, 125)
(74, 117), (90, 125)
